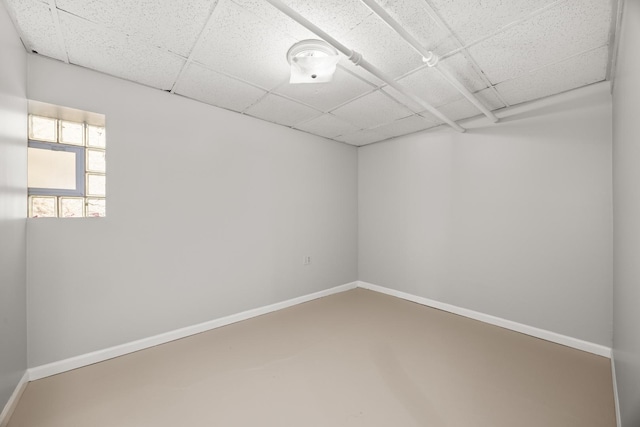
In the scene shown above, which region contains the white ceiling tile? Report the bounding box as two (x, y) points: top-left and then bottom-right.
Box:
(273, 67), (374, 112)
(335, 129), (389, 146)
(54, 0), (215, 57)
(435, 87), (505, 121)
(378, 0), (459, 55)
(231, 0), (372, 40)
(495, 45), (608, 106)
(4, 0), (67, 61)
(330, 90), (414, 129)
(244, 94), (322, 127)
(372, 115), (439, 139)
(340, 14), (424, 80)
(294, 114), (360, 139)
(468, 0), (612, 84)
(381, 83), (426, 113)
(428, 0), (558, 45)
(59, 12), (185, 90)
(389, 53), (489, 110)
(191, 0), (295, 90)
(174, 63), (266, 113)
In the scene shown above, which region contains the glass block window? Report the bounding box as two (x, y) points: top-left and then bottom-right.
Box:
(28, 115), (106, 218)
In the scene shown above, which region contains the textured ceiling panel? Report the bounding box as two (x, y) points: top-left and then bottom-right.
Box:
(244, 94), (322, 127)
(273, 67), (374, 112)
(54, 0), (215, 57)
(372, 114), (438, 139)
(389, 53), (489, 110)
(381, 83), (425, 113)
(340, 14), (425, 80)
(468, 0), (612, 84)
(294, 114), (360, 139)
(378, 0), (458, 55)
(4, 0), (66, 61)
(231, 0), (372, 40)
(174, 63), (266, 113)
(3, 0), (617, 145)
(428, 0), (558, 45)
(335, 129), (389, 146)
(495, 46), (608, 106)
(191, 0), (295, 90)
(435, 87), (505, 122)
(60, 12), (185, 90)
(330, 90), (414, 130)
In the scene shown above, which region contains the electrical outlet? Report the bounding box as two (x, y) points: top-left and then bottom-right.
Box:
(303, 256), (311, 265)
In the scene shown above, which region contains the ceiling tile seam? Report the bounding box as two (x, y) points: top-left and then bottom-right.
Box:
(250, 92), (328, 118)
(527, 44), (610, 75)
(48, 0), (69, 63)
(172, 91), (250, 114)
(198, 103), (355, 147)
(460, 53), (510, 108)
(267, 77), (378, 115)
(265, 91), (330, 114)
(294, 128), (357, 147)
(169, 0), (223, 93)
(336, 63), (378, 89)
(42, 53), (186, 95)
(366, 113), (438, 133)
(492, 43), (610, 89)
(322, 87), (381, 114)
(240, 91), (273, 114)
(438, 0), (568, 61)
(418, 0), (509, 107)
(188, 59), (281, 93)
(335, 111), (418, 138)
(290, 113), (338, 130)
(55, 9), (190, 63)
(606, 0), (624, 83)
(361, 124), (438, 147)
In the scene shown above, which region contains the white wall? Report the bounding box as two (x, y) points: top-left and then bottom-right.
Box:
(0, 1), (27, 412)
(26, 55), (358, 367)
(359, 82), (613, 346)
(612, 0), (640, 424)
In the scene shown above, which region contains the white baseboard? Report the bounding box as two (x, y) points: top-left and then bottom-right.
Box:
(28, 282), (358, 381)
(611, 354), (621, 427)
(0, 371), (29, 427)
(26, 280), (612, 382)
(357, 281), (612, 358)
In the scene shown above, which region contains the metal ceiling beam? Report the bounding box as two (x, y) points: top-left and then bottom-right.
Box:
(359, 0), (498, 123)
(264, 0), (465, 133)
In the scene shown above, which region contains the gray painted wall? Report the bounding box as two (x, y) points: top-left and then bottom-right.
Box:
(612, 0), (640, 424)
(26, 55), (358, 367)
(0, 2), (27, 413)
(359, 82), (613, 346)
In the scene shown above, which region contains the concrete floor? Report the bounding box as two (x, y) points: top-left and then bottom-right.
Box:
(7, 289), (616, 426)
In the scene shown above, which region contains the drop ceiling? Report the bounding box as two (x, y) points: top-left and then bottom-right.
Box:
(3, 0), (616, 146)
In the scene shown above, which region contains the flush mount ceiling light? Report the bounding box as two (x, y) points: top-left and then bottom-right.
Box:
(286, 39), (339, 84)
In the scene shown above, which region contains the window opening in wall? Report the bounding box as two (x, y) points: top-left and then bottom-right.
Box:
(28, 114), (106, 218)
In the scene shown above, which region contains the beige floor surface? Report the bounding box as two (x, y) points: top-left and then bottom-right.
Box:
(8, 289), (616, 426)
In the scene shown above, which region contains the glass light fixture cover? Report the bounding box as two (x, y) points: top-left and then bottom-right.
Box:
(287, 40), (339, 84)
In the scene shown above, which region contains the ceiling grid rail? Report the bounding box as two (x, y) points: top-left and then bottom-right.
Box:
(418, 0), (512, 108)
(264, 0), (466, 133)
(47, 0), (69, 63)
(169, 0), (222, 93)
(359, 0), (498, 123)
